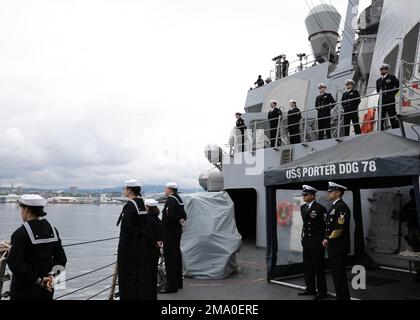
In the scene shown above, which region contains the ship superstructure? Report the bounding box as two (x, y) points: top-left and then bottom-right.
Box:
(200, 0), (420, 274)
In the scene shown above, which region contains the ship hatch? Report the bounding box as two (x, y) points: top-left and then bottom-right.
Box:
(226, 189), (257, 243)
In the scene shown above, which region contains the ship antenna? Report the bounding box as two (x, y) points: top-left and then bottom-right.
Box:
(319, 0), (356, 45)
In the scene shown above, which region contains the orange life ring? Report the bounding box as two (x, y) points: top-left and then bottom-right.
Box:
(276, 202), (294, 227)
(361, 108), (376, 134)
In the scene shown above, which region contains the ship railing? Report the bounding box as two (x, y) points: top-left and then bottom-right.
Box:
(0, 237), (120, 300)
(230, 86), (420, 154)
(272, 54), (318, 79)
(250, 54), (317, 90)
(400, 60), (420, 115)
(0, 247), (10, 300)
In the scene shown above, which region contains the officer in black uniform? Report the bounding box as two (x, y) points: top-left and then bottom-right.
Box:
(235, 113), (246, 152)
(376, 63), (400, 130)
(298, 185), (328, 300)
(7, 195), (67, 300)
(341, 79), (361, 136)
(160, 182), (187, 294)
(117, 179), (148, 300)
(287, 100), (302, 144)
(282, 55), (289, 78)
(315, 83), (336, 140)
(323, 182), (351, 300)
(142, 199), (163, 300)
(268, 100), (282, 147)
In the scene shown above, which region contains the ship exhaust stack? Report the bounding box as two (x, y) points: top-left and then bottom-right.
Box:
(305, 4), (341, 64)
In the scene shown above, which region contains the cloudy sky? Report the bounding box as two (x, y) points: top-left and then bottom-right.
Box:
(0, 0), (370, 189)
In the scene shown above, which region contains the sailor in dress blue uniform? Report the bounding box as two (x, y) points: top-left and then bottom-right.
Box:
(160, 182), (187, 294)
(117, 179), (148, 300)
(141, 199), (163, 300)
(7, 195), (67, 300)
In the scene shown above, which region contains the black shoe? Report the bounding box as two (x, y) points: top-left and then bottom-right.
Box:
(159, 289), (178, 294)
(314, 293), (328, 300)
(298, 291), (315, 296)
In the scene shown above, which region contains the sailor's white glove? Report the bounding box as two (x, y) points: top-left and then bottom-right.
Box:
(0, 241), (11, 254)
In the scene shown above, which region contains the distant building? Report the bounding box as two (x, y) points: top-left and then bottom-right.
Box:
(50, 197), (78, 204)
(16, 186), (23, 195)
(69, 186), (78, 195)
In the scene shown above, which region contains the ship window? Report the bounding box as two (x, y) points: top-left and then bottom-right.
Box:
(383, 45), (399, 74)
(245, 103), (263, 113)
(402, 23), (420, 80)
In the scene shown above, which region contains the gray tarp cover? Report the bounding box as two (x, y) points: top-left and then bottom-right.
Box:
(180, 192), (242, 280)
(265, 132), (420, 186)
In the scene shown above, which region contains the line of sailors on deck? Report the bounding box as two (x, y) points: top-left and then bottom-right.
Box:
(5, 180), (186, 301)
(236, 63), (400, 148)
(117, 180), (186, 300)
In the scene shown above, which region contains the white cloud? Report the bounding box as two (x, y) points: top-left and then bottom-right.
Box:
(0, 0), (371, 188)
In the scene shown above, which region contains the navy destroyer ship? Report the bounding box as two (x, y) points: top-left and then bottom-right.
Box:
(2, 0), (420, 300)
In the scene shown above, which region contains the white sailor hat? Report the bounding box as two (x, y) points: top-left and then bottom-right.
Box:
(380, 63), (390, 70)
(289, 99), (297, 104)
(345, 79), (355, 85)
(166, 182), (178, 189)
(327, 181), (348, 192)
(302, 185), (317, 195)
(125, 179), (141, 187)
(20, 194), (48, 207)
(270, 100), (278, 105)
(318, 83), (327, 89)
(145, 199), (159, 207)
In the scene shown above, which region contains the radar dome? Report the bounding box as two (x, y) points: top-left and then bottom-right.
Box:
(305, 4), (341, 63)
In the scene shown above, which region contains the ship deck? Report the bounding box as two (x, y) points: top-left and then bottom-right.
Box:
(160, 241), (303, 300)
(159, 242), (420, 300)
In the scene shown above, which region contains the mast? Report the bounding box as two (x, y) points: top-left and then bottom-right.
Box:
(332, 0), (360, 76)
